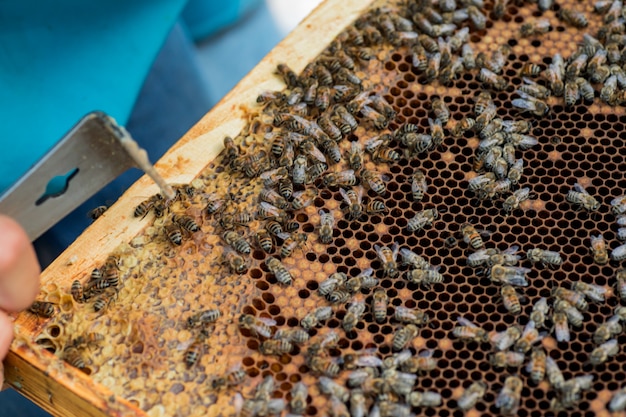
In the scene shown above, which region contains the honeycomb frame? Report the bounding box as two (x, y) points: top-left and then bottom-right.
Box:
(7, 0), (626, 416)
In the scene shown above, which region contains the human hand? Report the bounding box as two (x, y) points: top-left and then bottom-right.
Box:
(0, 215), (41, 387)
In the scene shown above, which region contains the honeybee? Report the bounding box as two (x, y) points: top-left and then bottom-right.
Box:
(239, 314), (276, 338)
(408, 391), (442, 407)
(490, 265), (530, 287)
(319, 272), (347, 297)
(618, 227), (626, 241)
(559, 8), (588, 28)
(349, 389), (366, 417)
(585, 234), (610, 265)
(572, 281), (607, 303)
(291, 188), (318, 210)
(543, 54), (565, 95)
(609, 386), (626, 411)
(489, 351), (525, 369)
(406, 267), (445, 288)
(318, 377), (350, 402)
(612, 243), (626, 261)
(301, 306), (333, 330)
(453, 316), (488, 343)
(71, 280), (84, 303)
(392, 324), (419, 351)
(184, 335), (207, 369)
(517, 79), (550, 100)
(399, 247), (430, 270)
(93, 293), (114, 312)
(546, 356), (564, 390)
(520, 18), (550, 37)
(431, 98), (450, 125)
(611, 195), (626, 215)
(223, 231), (251, 254)
(427, 117), (444, 148)
(503, 187), (531, 214)
(88, 205), (108, 221)
(425, 52), (442, 82)
(345, 268), (378, 293)
(512, 92), (550, 117)
(616, 269), (626, 301)
(564, 80), (580, 107)
(496, 376), (523, 416)
(133, 194), (161, 219)
(552, 311), (571, 342)
(253, 229), (272, 254)
(187, 309), (221, 328)
(346, 142), (364, 171)
(527, 248), (563, 268)
(589, 339), (619, 365)
(372, 288), (389, 323)
(339, 187), (364, 221)
(460, 222), (489, 249)
(359, 105), (388, 129)
(478, 67), (507, 90)
(171, 214), (199, 233)
(523, 347), (547, 385)
(530, 297), (549, 329)
(276, 63), (298, 87)
(467, 4), (486, 29)
(394, 305), (429, 326)
(457, 381), (487, 411)
(507, 158), (524, 185)
(274, 328), (310, 345)
(452, 116), (475, 138)
(343, 300), (367, 332)
(500, 285), (523, 315)
(327, 287), (351, 305)
(279, 232), (307, 258)
(68, 332), (104, 349)
(28, 301), (56, 318)
(552, 288), (589, 311)
(63, 346), (86, 370)
(489, 326), (522, 351)
(554, 299), (584, 327)
(265, 256), (292, 285)
(566, 182), (600, 211)
(290, 382), (308, 415)
(323, 169), (357, 188)
(507, 133), (539, 150)
(360, 169), (387, 196)
(334, 105), (359, 133)
(468, 172), (496, 192)
(260, 339), (293, 356)
(375, 243), (399, 278)
(258, 202), (288, 222)
(462, 44), (476, 70)
(594, 315), (622, 345)
(259, 167), (289, 188)
(316, 209), (335, 244)
(407, 208), (438, 233)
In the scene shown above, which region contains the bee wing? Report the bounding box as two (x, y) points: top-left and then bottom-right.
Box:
(611, 195), (626, 206)
(522, 319), (536, 337)
(534, 297), (548, 312)
(522, 76), (540, 86)
(524, 357), (535, 373)
(418, 349), (435, 358)
(356, 355), (384, 367)
(260, 201), (281, 216)
(374, 244), (386, 261)
(511, 98), (538, 112)
(276, 232), (291, 240)
(258, 317), (278, 326)
(503, 276), (529, 287)
(491, 330), (513, 351)
(574, 182), (590, 195)
(360, 267), (374, 277)
(391, 242), (400, 260)
(554, 320), (571, 342)
(612, 243), (626, 260)
(457, 316), (478, 328)
(339, 187), (352, 205)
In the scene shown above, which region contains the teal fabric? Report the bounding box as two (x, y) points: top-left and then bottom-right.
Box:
(0, 0), (187, 194)
(182, 0), (261, 41)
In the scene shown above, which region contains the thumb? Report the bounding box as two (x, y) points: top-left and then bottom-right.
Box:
(0, 215), (40, 312)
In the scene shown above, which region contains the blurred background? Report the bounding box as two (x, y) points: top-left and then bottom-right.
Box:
(1, 0), (320, 415)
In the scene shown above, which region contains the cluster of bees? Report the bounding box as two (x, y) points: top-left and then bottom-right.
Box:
(24, 0), (626, 415)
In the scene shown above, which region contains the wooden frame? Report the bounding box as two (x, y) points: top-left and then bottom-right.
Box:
(5, 0), (375, 415)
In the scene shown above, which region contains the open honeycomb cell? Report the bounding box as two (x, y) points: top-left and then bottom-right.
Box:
(22, 0), (626, 416)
